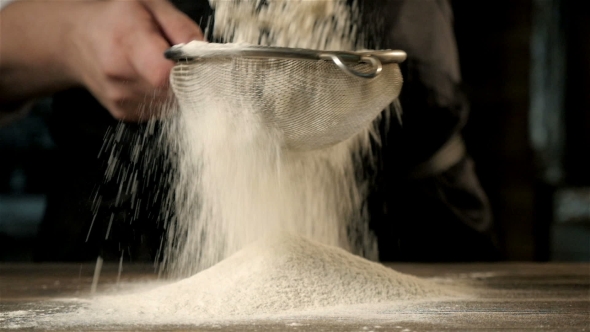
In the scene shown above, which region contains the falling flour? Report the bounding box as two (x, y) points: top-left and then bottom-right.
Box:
(161, 0), (380, 277)
(210, 0), (359, 50)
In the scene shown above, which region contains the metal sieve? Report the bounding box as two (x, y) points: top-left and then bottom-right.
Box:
(165, 42), (406, 151)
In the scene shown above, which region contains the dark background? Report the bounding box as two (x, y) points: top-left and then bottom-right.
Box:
(452, 0), (590, 260)
(1, 0), (588, 262)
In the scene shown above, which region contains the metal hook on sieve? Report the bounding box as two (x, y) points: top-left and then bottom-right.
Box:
(164, 43), (406, 81)
(320, 54), (383, 79)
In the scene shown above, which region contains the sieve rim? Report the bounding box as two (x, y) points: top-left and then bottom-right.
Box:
(164, 44), (407, 64)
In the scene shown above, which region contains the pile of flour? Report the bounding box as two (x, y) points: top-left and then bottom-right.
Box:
(59, 234), (454, 326)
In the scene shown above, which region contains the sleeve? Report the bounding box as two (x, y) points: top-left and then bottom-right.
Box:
(364, 0), (500, 261)
(381, 0), (467, 169)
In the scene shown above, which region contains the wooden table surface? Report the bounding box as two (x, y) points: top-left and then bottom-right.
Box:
(1, 263), (589, 331)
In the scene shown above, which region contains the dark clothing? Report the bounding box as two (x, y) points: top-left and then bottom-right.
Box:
(35, 0), (499, 262)
(362, 0), (499, 261)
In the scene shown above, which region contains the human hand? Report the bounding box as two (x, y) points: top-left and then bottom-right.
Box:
(65, 0), (204, 121)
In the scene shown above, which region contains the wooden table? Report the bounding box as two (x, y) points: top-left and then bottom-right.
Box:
(1, 263), (588, 331)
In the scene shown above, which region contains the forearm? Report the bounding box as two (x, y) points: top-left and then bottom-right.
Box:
(0, 0), (82, 107)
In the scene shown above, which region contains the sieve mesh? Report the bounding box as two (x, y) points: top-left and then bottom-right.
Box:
(170, 50), (403, 151)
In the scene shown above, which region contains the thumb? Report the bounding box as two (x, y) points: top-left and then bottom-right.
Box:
(140, 0), (204, 45)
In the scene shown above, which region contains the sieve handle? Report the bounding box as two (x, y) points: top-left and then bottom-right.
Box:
(165, 44), (407, 64)
(321, 54), (383, 79)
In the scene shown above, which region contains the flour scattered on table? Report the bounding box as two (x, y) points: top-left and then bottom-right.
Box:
(50, 234), (457, 326)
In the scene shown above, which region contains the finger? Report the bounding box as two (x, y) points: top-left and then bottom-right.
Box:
(139, 0), (204, 45)
(115, 77), (169, 99)
(111, 79), (171, 121)
(114, 15), (175, 122)
(109, 96), (165, 123)
(127, 25), (174, 91)
(97, 74), (167, 122)
(106, 97), (144, 122)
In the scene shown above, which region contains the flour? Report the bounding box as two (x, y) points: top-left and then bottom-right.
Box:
(168, 40), (253, 57)
(210, 0), (359, 49)
(55, 234), (455, 326)
(161, 0), (381, 277)
(162, 91), (379, 276)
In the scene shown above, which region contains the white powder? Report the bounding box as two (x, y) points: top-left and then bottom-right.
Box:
(168, 40), (253, 57)
(210, 0), (359, 49)
(161, 0), (381, 277)
(161, 97), (379, 276)
(58, 234), (456, 326)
